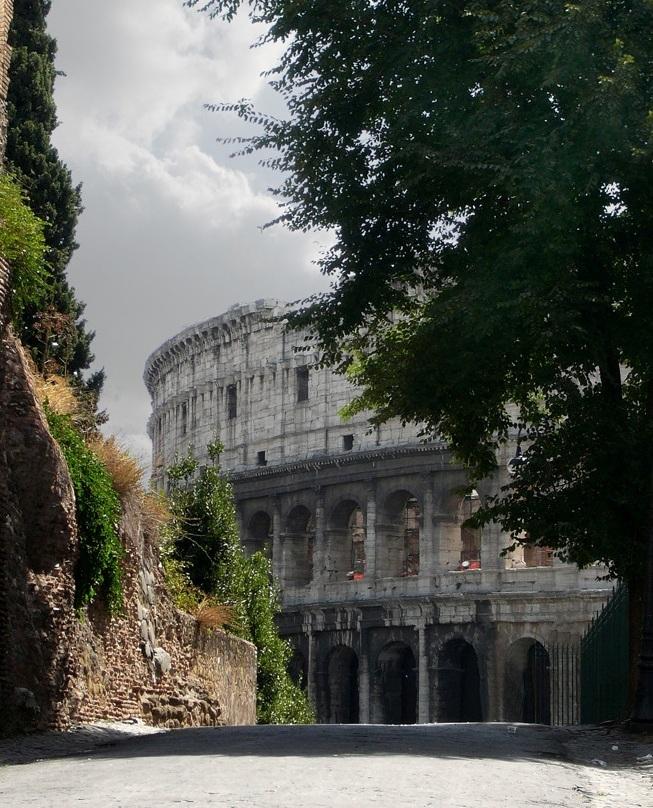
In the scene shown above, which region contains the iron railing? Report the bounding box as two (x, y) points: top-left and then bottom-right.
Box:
(580, 583), (629, 724)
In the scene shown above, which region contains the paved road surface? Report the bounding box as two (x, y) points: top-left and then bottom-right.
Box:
(1, 723), (651, 807)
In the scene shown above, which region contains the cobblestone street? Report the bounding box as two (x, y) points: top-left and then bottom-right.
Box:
(1, 723), (651, 807)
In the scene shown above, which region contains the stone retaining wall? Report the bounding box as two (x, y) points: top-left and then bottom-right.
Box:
(71, 496), (256, 729)
(0, 0), (256, 732)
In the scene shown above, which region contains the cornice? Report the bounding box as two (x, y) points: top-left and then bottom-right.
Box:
(143, 298), (288, 394)
(228, 442), (450, 482)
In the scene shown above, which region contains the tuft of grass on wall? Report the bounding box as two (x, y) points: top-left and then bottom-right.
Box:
(89, 436), (143, 501)
(45, 406), (124, 612)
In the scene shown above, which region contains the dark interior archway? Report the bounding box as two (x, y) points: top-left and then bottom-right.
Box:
(326, 645), (359, 723)
(459, 491), (481, 569)
(378, 491), (420, 578)
(283, 505), (314, 586)
(375, 642), (417, 724)
(245, 511), (271, 557)
(289, 649), (308, 691)
(328, 500), (366, 580)
(504, 638), (551, 724)
(437, 638), (483, 722)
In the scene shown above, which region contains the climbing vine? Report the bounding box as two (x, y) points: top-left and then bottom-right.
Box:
(45, 407), (123, 612)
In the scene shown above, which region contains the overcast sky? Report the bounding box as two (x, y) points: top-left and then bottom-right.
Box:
(47, 1), (329, 463)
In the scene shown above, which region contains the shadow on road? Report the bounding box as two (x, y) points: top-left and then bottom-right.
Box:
(2, 723), (575, 767)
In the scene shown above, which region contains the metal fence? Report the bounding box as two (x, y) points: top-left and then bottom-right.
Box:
(550, 643), (580, 725)
(580, 583), (629, 724)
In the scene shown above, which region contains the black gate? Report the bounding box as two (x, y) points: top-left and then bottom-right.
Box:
(580, 584), (629, 724)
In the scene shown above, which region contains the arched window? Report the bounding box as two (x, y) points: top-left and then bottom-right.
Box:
(378, 491), (420, 578)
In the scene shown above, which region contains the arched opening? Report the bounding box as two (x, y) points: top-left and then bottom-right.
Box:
(289, 649), (308, 692)
(374, 642), (417, 724)
(505, 638), (551, 724)
(326, 645), (359, 723)
(283, 505), (315, 586)
(327, 500), (366, 581)
(437, 638), (483, 722)
(378, 491), (420, 578)
(459, 490), (481, 570)
(245, 511), (271, 557)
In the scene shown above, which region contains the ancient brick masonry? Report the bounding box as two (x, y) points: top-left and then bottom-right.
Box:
(71, 495), (256, 729)
(0, 0), (256, 733)
(0, 327), (256, 733)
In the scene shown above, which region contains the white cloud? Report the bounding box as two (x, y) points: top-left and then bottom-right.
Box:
(47, 1), (330, 460)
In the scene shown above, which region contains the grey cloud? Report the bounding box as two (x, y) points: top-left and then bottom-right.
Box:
(47, 1), (329, 461)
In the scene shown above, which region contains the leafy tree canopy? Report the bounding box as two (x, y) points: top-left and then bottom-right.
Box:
(189, 0), (653, 590)
(7, 0), (98, 381)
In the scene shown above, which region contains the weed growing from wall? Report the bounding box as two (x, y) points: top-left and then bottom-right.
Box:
(45, 407), (123, 612)
(166, 443), (314, 724)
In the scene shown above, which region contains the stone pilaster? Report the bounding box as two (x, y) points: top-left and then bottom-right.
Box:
(358, 635), (370, 723)
(364, 482), (377, 580)
(419, 478), (434, 577)
(271, 496), (282, 583)
(417, 623), (430, 723)
(312, 488), (326, 585)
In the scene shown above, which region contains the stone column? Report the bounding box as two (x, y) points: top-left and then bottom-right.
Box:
(313, 488), (326, 586)
(481, 520), (505, 572)
(418, 623), (430, 723)
(272, 497), (282, 583)
(432, 515), (460, 573)
(364, 483), (377, 581)
(419, 480), (434, 577)
(307, 626), (317, 709)
(359, 635), (371, 723)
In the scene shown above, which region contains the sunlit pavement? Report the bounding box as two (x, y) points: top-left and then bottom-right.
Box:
(1, 723), (651, 807)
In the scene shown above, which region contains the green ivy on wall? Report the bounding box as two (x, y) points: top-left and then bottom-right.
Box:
(45, 407), (124, 612)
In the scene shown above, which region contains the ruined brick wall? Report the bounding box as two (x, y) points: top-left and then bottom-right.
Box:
(0, 340), (256, 734)
(70, 496), (256, 728)
(0, 0), (256, 733)
(0, 337), (80, 733)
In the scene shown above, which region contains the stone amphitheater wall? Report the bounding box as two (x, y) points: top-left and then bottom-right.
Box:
(144, 300), (425, 484)
(147, 301), (612, 726)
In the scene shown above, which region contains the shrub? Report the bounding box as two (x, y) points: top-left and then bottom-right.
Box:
(0, 172), (48, 325)
(167, 444), (314, 724)
(45, 407), (123, 612)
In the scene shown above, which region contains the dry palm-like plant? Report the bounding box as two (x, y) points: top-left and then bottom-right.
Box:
(141, 490), (172, 534)
(195, 600), (235, 631)
(32, 367), (79, 417)
(89, 436), (143, 500)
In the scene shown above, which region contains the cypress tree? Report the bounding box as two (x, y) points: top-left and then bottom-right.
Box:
(6, 0), (98, 383)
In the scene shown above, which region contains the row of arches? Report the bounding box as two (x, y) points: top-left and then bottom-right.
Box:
(245, 490), (481, 584)
(290, 637), (551, 725)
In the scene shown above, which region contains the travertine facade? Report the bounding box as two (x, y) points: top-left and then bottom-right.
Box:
(146, 300), (611, 725)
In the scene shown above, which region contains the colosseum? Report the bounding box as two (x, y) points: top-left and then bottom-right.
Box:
(144, 299), (611, 725)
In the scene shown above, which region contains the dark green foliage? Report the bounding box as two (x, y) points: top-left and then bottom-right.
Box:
(6, 0), (97, 378)
(190, 0), (653, 587)
(167, 445), (314, 723)
(0, 171), (48, 323)
(45, 407), (123, 612)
